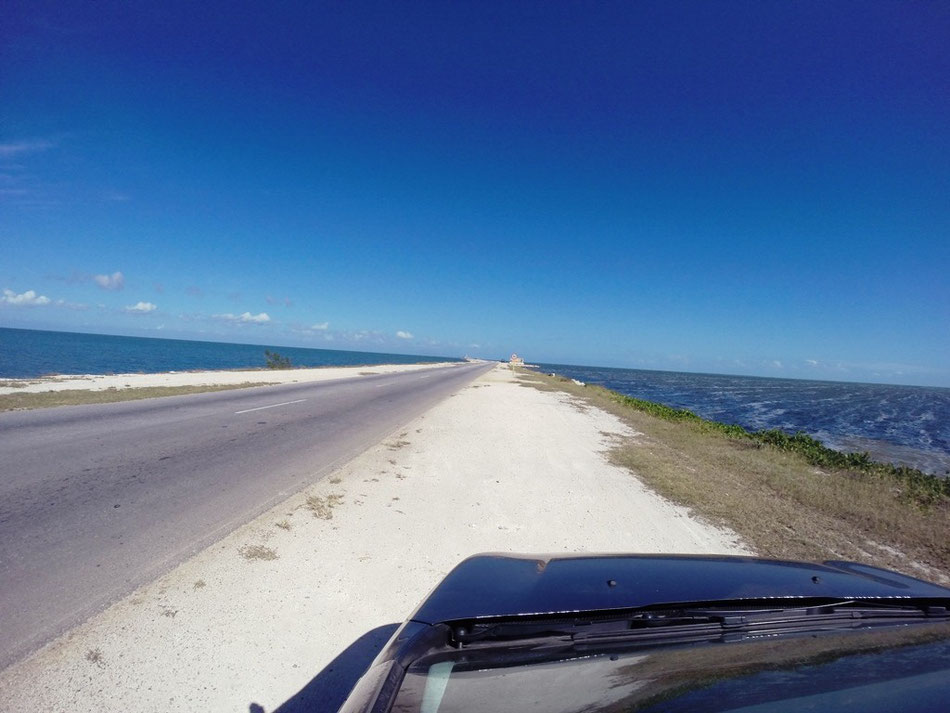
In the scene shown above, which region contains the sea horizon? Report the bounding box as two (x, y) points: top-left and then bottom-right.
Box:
(537, 361), (950, 477)
(534, 360), (950, 392)
(3, 327), (948, 475)
(0, 326), (461, 379)
(5, 324), (947, 392)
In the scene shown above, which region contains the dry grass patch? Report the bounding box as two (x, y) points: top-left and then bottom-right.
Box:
(305, 493), (344, 520)
(0, 380), (32, 388)
(239, 544), (279, 561)
(0, 382), (276, 411)
(518, 370), (950, 582)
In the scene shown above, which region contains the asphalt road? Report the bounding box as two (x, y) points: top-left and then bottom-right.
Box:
(0, 361), (493, 669)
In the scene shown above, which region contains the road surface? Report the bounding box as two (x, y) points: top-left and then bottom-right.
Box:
(0, 361), (493, 669)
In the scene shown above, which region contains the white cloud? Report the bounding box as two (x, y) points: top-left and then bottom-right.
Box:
(94, 271), (125, 290)
(0, 139), (55, 157)
(214, 311), (271, 324)
(771, 360), (783, 369)
(805, 359), (819, 367)
(310, 322), (329, 330)
(1, 288), (51, 306)
(396, 330), (413, 339)
(125, 301), (157, 313)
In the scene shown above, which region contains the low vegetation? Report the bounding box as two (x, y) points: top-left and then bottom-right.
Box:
(0, 380), (31, 388)
(305, 493), (344, 520)
(264, 350), (292, 369)
(518, 370), (950, 582)
(605, 391), (949, 504)
(85, 648), (105, 667)
(0, 382), (275, 412)
(239, 544), (279, 561)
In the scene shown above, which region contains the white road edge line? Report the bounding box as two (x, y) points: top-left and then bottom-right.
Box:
(235, 399), (307, 415)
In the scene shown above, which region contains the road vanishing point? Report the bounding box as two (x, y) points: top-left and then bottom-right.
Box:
(0, 361), (493, 670)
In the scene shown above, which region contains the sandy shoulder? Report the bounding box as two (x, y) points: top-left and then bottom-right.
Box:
(0, 365), (750, 712)
(0, 361), (462, 394)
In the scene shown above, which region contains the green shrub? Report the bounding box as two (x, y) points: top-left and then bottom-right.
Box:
(264, 350), (292, 370)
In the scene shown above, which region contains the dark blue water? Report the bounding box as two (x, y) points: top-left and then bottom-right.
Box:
(538, 363), (950, 476)
(0, 328), (458, 378)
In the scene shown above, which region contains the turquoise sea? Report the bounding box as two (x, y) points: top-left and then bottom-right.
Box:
(0, 327), (458, 379)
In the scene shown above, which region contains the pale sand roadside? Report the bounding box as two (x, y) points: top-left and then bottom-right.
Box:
(0, 364), (751, 711)
(0, 361), (462, 394)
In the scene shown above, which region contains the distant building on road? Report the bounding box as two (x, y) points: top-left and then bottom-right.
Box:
(509, 353), (525, 366)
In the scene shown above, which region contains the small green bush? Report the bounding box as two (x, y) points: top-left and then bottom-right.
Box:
(264, 350), (292, 370)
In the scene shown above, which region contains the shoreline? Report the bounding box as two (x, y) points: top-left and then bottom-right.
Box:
(0, 361), (464, 395)
(533, 364), (950, 478)
(539, 369), (949, 482)
(0, 325), (464, 383)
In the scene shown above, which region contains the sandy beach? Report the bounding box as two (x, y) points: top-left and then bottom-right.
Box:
(0, 364), (750, 711)
(0, 361), (462, 395)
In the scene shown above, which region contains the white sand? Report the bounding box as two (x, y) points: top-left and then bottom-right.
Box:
(0, 364), (750, 711)
(0, 361), (462, 394)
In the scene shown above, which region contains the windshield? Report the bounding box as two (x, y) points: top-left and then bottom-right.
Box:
(390, 620), (950, 712)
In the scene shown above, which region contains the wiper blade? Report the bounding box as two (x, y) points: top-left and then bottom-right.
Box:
(679, 601), (945, 628)
(452, 601), (949, 648)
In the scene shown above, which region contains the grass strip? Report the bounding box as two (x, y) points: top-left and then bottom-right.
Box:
(611, 392), (949, 504)
(518, 369), (950, 582)
(0, 382), (276, 411)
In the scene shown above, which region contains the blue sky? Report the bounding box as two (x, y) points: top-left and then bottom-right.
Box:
(2, 2), (948, 386)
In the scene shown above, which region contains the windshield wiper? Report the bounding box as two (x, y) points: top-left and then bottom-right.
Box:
(451, 601), (949, 649)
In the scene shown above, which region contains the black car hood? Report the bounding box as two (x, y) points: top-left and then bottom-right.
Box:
(408, 553), (950, 624)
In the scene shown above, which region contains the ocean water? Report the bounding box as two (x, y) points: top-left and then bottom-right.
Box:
(538, 363), (950, 477)
(0, 328), (458, 379)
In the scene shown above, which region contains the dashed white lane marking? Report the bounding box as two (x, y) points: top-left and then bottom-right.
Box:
(234, 399), (307, 415)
